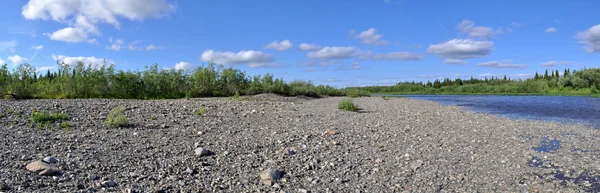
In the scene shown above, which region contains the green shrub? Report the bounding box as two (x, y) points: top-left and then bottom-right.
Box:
(344, 89), (371, 98)
(30, 111), (69, 123)
(234, 91), (240, 99)
(338, 98), (359, 112)
(106, 106), (129, 128)
(193, 106), (207, 116)
(59, 122), (72, 129)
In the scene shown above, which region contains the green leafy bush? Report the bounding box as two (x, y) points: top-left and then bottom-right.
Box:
(106, 106), (129, 128)
(338, 98), (359, 112)
(30, 111), (69, 123)
(344, 89), (371, 98)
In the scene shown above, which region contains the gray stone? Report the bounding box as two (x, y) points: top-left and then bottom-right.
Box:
(43, 156), (58, 164)
(195, 147), (209, 156)
(411, 160), (423, 171)
(101, 180), (117, 187)
(25, 160), (61, 176)
(260, 169), (284, 186)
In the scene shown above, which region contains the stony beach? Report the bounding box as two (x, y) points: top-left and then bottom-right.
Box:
(1, 94), (599, 192)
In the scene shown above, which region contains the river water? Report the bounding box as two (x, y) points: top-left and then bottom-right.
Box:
(382, 95), (600, 129)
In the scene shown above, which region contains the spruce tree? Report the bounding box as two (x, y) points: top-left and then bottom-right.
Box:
(535, 72), (540, 79)
(555, 69), (560, 78)
(544, 69), (549, 79)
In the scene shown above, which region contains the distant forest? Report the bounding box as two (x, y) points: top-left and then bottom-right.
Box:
(352, 68), (600, 96)
(0, 61), (369, 99)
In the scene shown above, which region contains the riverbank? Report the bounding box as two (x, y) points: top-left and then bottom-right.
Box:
(1, 95), (599, 192)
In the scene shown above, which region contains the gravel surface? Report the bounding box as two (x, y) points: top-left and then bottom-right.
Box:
(1, 95), (599, 192)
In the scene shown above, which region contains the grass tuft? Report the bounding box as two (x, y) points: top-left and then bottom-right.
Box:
(193, 106), (207, 116)
(338, 98), (359, 112)
(106, 106), (129, 128)
(30, 111), (69, 123)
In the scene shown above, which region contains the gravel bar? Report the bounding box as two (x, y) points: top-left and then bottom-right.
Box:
(1, 95), (599, 192)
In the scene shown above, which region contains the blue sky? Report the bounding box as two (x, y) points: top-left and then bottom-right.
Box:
(1, 0), (599, 87)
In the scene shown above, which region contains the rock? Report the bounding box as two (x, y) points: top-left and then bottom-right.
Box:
(298, 189), (309, 193)
(26, 160), (61, 176)
(260, 169), (285, 186)
(0, 183), (11, 191)
(43, 156), (58, 164)
(101, 180), (117, 187)
(411, 160), (423, 171)
(194, 147), (209, 156)
(77, 184), (85, 190)
(89, 175), (99, 180)
(375, 159), (383, 164)
(185, 167), (196, 175)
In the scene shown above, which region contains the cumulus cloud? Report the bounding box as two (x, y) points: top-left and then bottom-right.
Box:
(127, 40), (142, 51)
(443, 59), (468, 65)
(52, 54), (112, 67)
(0, 40), (18, 52)
(541, 61), (569, 67)
(0, 58), (5, 64)
(145, 44), (163, 51)
(174, 61), (195, 71)
(264, 40), (292, 51)
(427, 39), (494, 59)
(354, 28), (388, 46)
(456, 20), (495, 39)
(105, 38), (124, 51)
(200, 50), (275, 68)
(545, 27), (557, 33)
(23, 0), (176, 43)
(8, 55), (27, 64)
(576, 24), (600, 53)
(334, 61), (361, 71)
(306, 46), (357, 59)
(298, 43), (322, 51)
(477, 60), (527, 69)
(31, 45), (44, 50)
(366, 52), (424, 60)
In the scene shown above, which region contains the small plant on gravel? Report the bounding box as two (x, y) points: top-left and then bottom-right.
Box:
(59, 122), (72, 129)
(338, 98), (359, 112)
(234, 91), (240, 100)
(0, 113), (4, 118)
(30, 111), (69, 123)
(7, 108), (14, 114)
(149, 114), (156, 120)
(106, 106), (129, 128)
(382, 96), (390, 101)
(193, 106), (207, 116)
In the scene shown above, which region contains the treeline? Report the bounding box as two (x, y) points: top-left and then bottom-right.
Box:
(0, 61), (368, 99)
(353, 68), (600, 95)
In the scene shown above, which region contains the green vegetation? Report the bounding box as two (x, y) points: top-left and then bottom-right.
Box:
(106, 106), (129, 128)
(193, 106), (207, 116)
(338, 98), (359, 112)
(30, 111), (69, 123)
(351, 68), (600, 96)
(0, 61), (360, 99)
(59, 122), (72, 129)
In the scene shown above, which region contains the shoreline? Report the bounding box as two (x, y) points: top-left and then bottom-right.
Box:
(1, 95), (599, 192)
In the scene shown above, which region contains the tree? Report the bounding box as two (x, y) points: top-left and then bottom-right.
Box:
(535, 72), (540, 79)
(544, 69), (549, 80)
(555, 69), (560, 78)
(503, 75), (507, 81)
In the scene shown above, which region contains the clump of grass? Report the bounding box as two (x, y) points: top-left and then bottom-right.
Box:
(30, 111), (69, 123)
(0, 113), (4, 118)
(59, 122), (72, 129)
(344, 89), (371, 98)
(338, 98), (359, 112)
(381, 96), (390, 100)
(148, 114), (156, 120)
(106, 106), (129, 128)
(193, 106), (207, 116)
(233, 91), (240, 100)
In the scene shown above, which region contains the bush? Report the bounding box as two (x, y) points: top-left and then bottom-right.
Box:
(338, 98), (359, 112)
(344, 89), (371, 98)
(193, 106), (207, 116)
(30, 111), (69, 123)
(59, 122), (72, 129)
(106, 106), (129, 128)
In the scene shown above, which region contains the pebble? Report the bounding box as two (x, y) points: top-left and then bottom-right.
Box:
(43, 156), (58, 164)
(101, 180), (117, 187)
(194, 147), (210, 156)
(25, 160), (61, 176)
(411, 160), (424, 171)
(260, 169), (285, 186)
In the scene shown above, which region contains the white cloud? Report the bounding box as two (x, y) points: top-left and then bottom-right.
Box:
(334, 61), (361, 71)
(174, 61), (195, 71)
(8, 55), (27, 64)
(325, 78), (345, 82)
(443, 59), (468, 65)
(452, 73), (469, 77)
(545, 27), (557, 33)
(0, 58), (5, 64)
(127, 40), (142, 50)
(477, 60), (527, 69)
(298, 60), (341, 67)
(0, 40), (18, 51)
(355, 28), (388, 46)
(576, 24), (600, 53)
(31, 45), (44, 50)
(456, 20), (495, 39)
(307, 46), (357, 59)
(23, 0), (176, 43)
(145, 44), (163, 51)
(200, 50), (274, 68)
(367, 52), (424, 60)
(478, 73), (503, 77)
(52, 54), (112, 67)
(105, 38), (124, 51)
(298, 43), (322, 51)
(419, 74), (443, 79)
(264, 40), (292, 51)
(541, 61), (569, 67)
(512, 73), (533, 78)
(37, 66), (57, 72)
(427, 39), (494, 59)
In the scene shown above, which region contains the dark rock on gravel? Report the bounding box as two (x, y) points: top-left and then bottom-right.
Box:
(42, 156), (58, 164)
(194, 147), (209, 156)
(260, 169), (285, 186)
